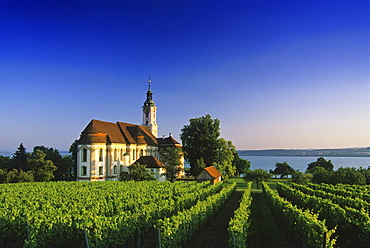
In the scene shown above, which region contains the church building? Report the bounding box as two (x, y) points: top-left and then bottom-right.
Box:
(76, 80), (184, 181)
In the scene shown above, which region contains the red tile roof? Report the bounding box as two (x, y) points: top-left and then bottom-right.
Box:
(204, 166), (222, 179)
(78, 119), (158, 146)
(133, 156), (165, 168)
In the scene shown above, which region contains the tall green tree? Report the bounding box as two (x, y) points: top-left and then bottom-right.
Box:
(28, 150), (57, 182)
(243, 168), (270, 189)
(231, 150), (250, 176)
(181, 114), (238, 177)
(0, 156), (10, 170)
(273, 162), (294, 178)
(10, 143), (28, 171)
(159, 147), (183, 182)
(214, 139), (236, 179)
(306, 157), (334, 173)
(180, 114), (221, 176)
(69, 140), (78, 178)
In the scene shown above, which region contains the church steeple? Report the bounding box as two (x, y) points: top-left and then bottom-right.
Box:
(142, 78), (158, 137)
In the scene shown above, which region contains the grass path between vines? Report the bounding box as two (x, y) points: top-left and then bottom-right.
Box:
(186, 189), (243, 248)
(246, 182), (287, 248)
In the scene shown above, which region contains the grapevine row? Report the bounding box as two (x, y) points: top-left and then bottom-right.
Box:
(228, 182), (252, 248)
(276, 182), (370, 247)
(156, 182), (237, 248)
(290, 182), (370, 212)
(263, 182), (336, 248)
(0, 180), (224, 247)
(307, 183), (370, 203)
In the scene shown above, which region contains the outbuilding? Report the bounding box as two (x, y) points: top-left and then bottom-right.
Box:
(196, 166), (222, 185)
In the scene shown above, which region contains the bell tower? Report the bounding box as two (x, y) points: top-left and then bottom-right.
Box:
(142, 78), (158, 137)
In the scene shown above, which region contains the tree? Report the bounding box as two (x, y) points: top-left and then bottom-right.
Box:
(273, 162), (294, 178)
(291, 170), (312, 185)
(121, 163), (156, 181)
(5, 169), (34, 183)
(233, 153), (251, 177)
(69, 140), (78, 178)
(159, 147), (183, 182)
(28, 150), (57, 182)
(243, 169), (270, 189)
(10, 143), (28, 171)
(180, 114), (221, 176)
(306, 157), (334, 173)
(0, 156), (10, 170)
(214, 139), (236, 179)
(310, 166), (335, 184)
(333, 167), (366, 185)
(33, 145), (69, 180)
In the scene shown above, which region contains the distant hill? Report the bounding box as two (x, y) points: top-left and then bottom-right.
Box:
(238, 147), (370, 157)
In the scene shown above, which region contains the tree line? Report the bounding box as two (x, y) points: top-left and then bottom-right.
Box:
(244, 157), (370, 187)
(0, 143), (77, 183)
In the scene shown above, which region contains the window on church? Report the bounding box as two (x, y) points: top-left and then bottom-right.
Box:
(140, 149), (143, 157)
(114, 149), (117, 160)
(98, 166), (103, 176)
(113, 165), (117, 174)
(81, 166), (87, 176)
(82, 148), (87, 162)
(120, 165), (124, 173)
(99, 148), (103, 162)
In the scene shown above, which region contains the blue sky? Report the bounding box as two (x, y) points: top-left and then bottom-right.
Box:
(1, 0), (369, 152)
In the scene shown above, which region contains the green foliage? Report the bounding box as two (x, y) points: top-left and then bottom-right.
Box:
(28, 150), (57, 182)
(306, 157), (334, 173)
(334, 167), (366, 185)
(121, 163), (156, 181)
(291, 170), (312, 185)
(277, 182), (370, 247)
(228, 182), (252, 248)
(243, 169), (270, 189)
(0, 155), (10, 170)
(69, 139), (78, 178)
(159, 147), (183, 182)
(0, 180), (226, 247)
(5, 169), (34, 183)
(264, 182), (337, 248)
(214, 139), (236, 179)
(33, 145), (73, 180)
(156, 182), (236, 247)
(180, 114), (222, 176)
(272, 162), (294, 178)
(233, 154), (250, 177)
(10, 143), (29, 171)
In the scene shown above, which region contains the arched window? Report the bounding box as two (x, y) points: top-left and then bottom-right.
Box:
(99, 148), (103, 162)
(140, 149), (144, 157)
(121, 149), (123, 159)
(133, 149), (136, 160)
(81, 166), (87, 176)
(114, 149), (117, 160)
(120, 165), (123, 173)
(98, 166), (103, 175)
(82, 148), (87, 162)
(113, 165), (117, 174)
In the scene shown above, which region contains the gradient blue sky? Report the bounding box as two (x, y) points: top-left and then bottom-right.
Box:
(1, 0), (369, 152)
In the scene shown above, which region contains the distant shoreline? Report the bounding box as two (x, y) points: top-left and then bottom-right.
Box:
(237, 147), (370, 157)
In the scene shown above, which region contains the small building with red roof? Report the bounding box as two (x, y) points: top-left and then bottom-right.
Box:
(196, 166), (222, 185)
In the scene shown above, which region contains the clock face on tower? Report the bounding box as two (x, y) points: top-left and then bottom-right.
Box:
(143, 106), (150, 114)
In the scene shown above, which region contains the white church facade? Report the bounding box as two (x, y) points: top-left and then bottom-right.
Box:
(76, 80), (183, 182)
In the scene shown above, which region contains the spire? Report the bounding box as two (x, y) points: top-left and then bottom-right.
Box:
(148, 76), (151, 91)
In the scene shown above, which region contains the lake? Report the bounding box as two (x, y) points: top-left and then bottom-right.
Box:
(240, 156), (370, 172)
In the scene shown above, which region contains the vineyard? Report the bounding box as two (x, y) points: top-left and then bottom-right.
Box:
(0, 179), (369, 247)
